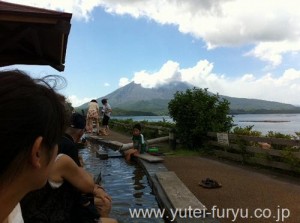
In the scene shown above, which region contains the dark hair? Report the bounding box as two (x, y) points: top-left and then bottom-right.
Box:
(133, 123), (142, 131)
(70, 113), (86, 129)
(101, 98), (107, 104)
(90, 99), (97, 103)
(0, 69), (67, 183)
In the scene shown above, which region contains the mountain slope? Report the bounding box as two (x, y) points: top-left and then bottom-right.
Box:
(76, 82), (300, 115)
(77, 81), (192, 112)
(105, 81), (192, 106)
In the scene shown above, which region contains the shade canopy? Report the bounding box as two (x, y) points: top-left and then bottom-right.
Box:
(0, 1), (72, 71)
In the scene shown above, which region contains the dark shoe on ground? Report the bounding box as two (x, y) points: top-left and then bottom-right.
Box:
(199, 178), (222, 189)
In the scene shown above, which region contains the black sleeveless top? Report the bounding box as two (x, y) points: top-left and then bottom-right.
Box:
(21, 181), (81, 223)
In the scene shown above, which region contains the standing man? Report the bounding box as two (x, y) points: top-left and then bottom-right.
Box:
(101, 98), (112, 136)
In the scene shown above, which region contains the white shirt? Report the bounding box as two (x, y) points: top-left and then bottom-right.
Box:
(103, 103), (112, 117)
(6, 203), (24, 223)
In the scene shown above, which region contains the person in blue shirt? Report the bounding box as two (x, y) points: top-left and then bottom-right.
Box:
(124, 123), (147, 161)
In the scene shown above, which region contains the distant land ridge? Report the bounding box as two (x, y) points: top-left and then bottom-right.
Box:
(76, 81), (300, 116)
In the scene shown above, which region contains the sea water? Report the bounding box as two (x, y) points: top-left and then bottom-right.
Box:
(113, 114), (300, 136)
(232, 113), (300, 135)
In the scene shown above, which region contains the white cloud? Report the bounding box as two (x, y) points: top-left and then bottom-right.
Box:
(118, 77), (130, 87)
(97, 0), (300, 66)
(7, 0), (300, 65)
(67, 95), (93, 107)
(104, 82), (110, 87)
(246, 40), (300, 67)
(131, 61), (181, 88)
(5, 0), (100, 21)
(120, 60), (300, 105)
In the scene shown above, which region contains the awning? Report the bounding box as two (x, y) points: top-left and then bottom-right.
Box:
(0, 1), (72, 71)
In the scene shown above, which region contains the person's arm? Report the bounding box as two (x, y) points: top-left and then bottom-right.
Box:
(94, 185), (112, 202)
(56, 155), (94, 194)
(140, 134), (146, 153)
(96, 104), (100, 114)
(107, 104), (112, 113)
(78, 155), (84, 167)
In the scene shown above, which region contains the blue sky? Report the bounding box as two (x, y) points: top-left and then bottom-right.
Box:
(4, 0), (300, 107)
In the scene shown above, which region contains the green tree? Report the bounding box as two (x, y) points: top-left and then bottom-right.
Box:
(168, 88), (233, 148)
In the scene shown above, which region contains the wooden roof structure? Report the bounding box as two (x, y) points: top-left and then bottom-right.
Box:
(0, 1), (72, 71)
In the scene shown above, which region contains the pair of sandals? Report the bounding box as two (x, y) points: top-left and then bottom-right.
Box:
(199, 178), (222, 189)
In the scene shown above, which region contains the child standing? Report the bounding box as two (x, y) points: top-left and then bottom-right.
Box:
(100, 98), (112, 136)
(124, 123), (147, 161)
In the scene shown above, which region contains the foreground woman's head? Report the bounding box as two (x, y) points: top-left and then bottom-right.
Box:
(0, 69), (67, 189)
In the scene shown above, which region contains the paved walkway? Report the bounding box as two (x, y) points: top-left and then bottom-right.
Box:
(164, 156), (300, 223)
(99, 130), (300, 223)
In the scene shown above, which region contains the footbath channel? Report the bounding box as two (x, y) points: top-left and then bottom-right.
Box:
(83, 134), (219, 223)
(79, 141), (165, 223)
